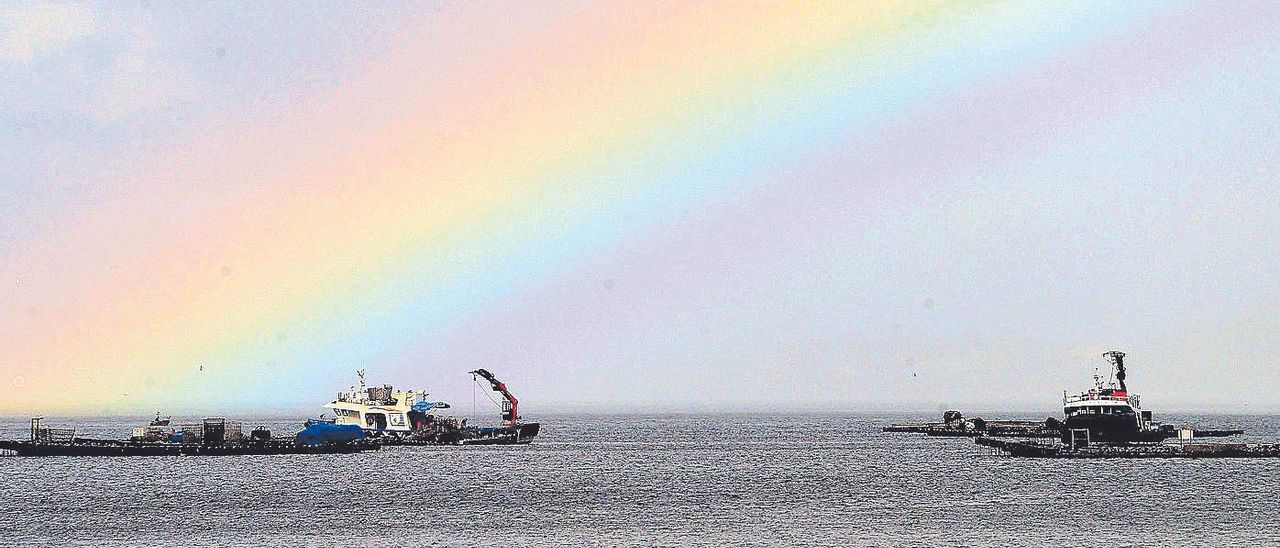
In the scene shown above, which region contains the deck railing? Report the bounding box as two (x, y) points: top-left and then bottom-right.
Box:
(1063, 392), (1138, 406)
(32, 427), (75, 443)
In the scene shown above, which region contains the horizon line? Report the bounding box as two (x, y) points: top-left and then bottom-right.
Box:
(4, 401), (1279, 420)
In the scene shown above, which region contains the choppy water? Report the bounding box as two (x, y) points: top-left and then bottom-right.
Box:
(2, 412), (1278, 547)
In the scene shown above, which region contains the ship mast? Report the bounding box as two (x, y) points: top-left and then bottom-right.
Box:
(1103, 351), (1127, 392)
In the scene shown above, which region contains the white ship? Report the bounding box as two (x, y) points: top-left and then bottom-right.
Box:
(322, 369), (452, 437)
(318, 368), (539, 445)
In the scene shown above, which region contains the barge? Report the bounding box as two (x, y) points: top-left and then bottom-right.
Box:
(0, 417), (379, 457)
(883, 410), (1063, 438)
(975, 436), (1280, 459)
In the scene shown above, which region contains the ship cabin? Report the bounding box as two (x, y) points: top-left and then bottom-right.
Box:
(1061, 366), (1160, 444)
(1063, 388), (1150, 427)
(324, 370), (450, 437)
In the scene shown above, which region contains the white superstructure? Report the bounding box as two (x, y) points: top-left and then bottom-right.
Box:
(323, 370), (449, 435)
(1062, 367), (1142, 419)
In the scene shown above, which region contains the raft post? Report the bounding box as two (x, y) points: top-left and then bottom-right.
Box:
(1067, 428), (1090, 452)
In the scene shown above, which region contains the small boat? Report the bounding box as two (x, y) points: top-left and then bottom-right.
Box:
(463, 368), (540, 444)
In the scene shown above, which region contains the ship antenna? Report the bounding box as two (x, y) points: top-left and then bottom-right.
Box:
(1103, 351), (1127, 392)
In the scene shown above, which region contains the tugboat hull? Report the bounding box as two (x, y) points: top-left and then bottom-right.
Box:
(1062, 414), (1146, 444)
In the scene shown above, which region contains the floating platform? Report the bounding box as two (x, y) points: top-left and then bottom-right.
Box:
(0, 438), (379, 457)
(886, 422), (1244, 440)
(0, 417), (380, 457)
(1185, 429), (1246, 438)
(884, 411), (1062, 438)
(975, 436), (1280, 459)
(883, 421), (1062, 438)
(381, 422), (542, 446)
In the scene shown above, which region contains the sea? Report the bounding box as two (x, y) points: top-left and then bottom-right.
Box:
(2, 412), (1278, 547)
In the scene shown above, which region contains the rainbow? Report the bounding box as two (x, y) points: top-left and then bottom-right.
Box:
(3, 1), (1274, 413)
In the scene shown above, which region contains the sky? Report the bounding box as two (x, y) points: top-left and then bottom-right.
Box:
(1, 1), (1278, 416)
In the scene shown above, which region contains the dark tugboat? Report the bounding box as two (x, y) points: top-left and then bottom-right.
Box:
(1061, 351), (1171, 444)
(972, 350), (1277, 458)
(884, 350), (1267, 458)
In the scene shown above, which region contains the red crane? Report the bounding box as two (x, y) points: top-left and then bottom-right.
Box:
(470, 369), (520, 427)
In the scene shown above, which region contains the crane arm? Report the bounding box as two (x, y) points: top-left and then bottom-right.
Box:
(470, 368), (520, 426)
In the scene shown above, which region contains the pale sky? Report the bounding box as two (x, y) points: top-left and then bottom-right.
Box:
(2, 2), (1278, 415)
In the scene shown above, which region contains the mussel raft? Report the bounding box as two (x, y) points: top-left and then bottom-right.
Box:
(0, 418), (380, 457)
(0, 413), (543, 457)
(975, 436), (1280, 459)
